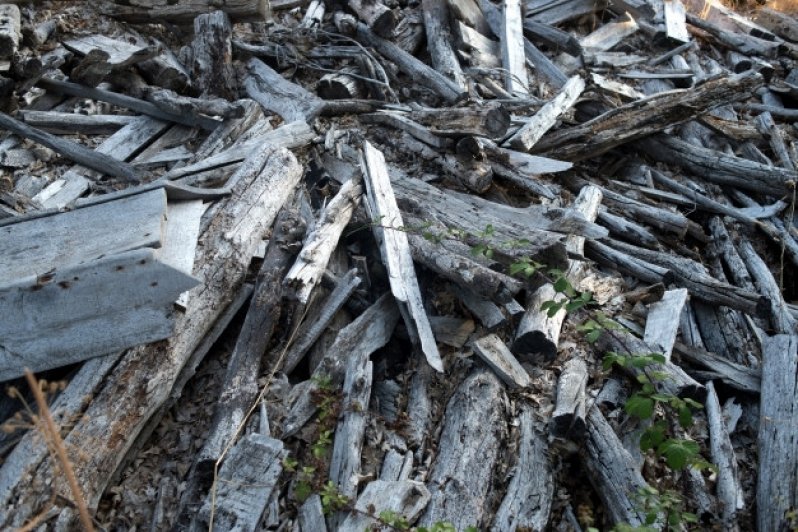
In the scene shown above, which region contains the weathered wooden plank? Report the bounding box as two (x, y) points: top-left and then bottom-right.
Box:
(757, 333), (798, 532)
(422, 0), (466, 89)
(62, 34), (159, 68)
(192, 434), (284, 531)
(0, 187), (166, 285)
(580, 16), (639, 52)
(18, 111), (137, 134)
(501, 0), (528, 95)
(663, 0), (689, 43)
(99, 0), (269, 23)
(361, 141), (443, 372)
(551, 357), (588, 440)
(643, 288), (688, 359)
(705, 381), (743, 527)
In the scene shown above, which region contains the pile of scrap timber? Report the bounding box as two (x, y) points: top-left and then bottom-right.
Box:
(1, 0), (797, 529)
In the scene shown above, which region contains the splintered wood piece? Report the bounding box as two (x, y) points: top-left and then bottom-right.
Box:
(643, 288), (689, 359)
(18, 111), (137, 134)
(472, 333), (531, 388)
(551, 357), (588, 440)
(492, 405), (553, 530)
(500, 0), (528, 95)
(62, 35), (160, 68)
(449, 0), (490, 34)
(455, 285), (507, 330)
(280, 269), (361, 374)
(193, 435), (284, 531)
(738, 239), (796, 334)
(281, 294), (400, 437)
(506, 75), (585, 151)
(757, 333), (798, 532)
(663, 0), (690, 43)
(533, 72), (763, 161)
(340, 480), (430, 532)
(285, 177), (362, 304)
(361, 111), (453, 149)
(0, 148), (303, 530)
(579, 16), (638, 52)
(0, 4), (20, 59)
(361, 141), (443, 372)
(422, 0), (466, 89)
(328, 348), (373, 527)
(299, 495), (327, 532)
(409, 104), (510, 138)
(245, 58), (325, 123)
(584, 407), (649, 526)
(419, 369), (507, 529)
(456, 21), (501, 68)
(705, 381), (743, 527)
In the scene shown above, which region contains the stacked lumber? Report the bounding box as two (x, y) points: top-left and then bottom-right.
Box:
(0, 0), (796, 530)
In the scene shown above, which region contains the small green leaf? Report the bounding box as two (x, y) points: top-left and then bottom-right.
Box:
(626, 395), (655, 419)
(553, 276), (570, 293)
(586, 329), (602, 343)
(658, 439), (700, 470)
(678, 405), (693, 428)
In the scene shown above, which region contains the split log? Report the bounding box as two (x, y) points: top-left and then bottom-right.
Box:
(472, 334), (531, 388)
(533, 71), (763, 161)
(512, 186), (602, 363)
(551, 357), (588, 440)
(339, 480), (431, 532)
(596, 330), (706, 402)
(705, 381), (743, 527)
(285, 178), (362, 304)
(456, 21), (501, 68)
(738, 239), (796, 333)
(500, 0), (528, 95)
(137, 39), (190, 92)
(0, 4), (20, 59)
(37, 77), (221, 130)
(190, 204), (305, 496)
(0, 112), (141, 181)
(528, 0), (604, 26)
(580, 16), (639, 52)
(189, 11), (236, 99)
(62, 35), (160, 70)
(361, 141), (443, 372)
(597, 208), (659, 247)
(299, 495), (327, 532)
(300, 0), (325, 28)
(523, 19), (582, 56)
(70, 49), (112, 87)
(329, 343), (374, 528)
(246, 58), (325, 123)
(757, 333), (798, 532)
(455, 285), (507, 330)
(643, 288), (688, 358)
(191, 434), (284, 532)
(362, 111), (453, 149)
(584, 406), (649, 527)
(281, 294), (400, 437)
(0, 147), (303, 529)
(448, 0), (490, 35)
(281, 270), (361, 374)
(506, 75), (585, 152)
(351, 19), (463, 102)
(586, 240), (673, 285)
(419, 369), (507, 529)
(637, 134), (794, 195)
(422, 0), (466, 89)
(99, 0), (269, 23)
(145, 88), (244, 120)
(492, 404), (553, 530)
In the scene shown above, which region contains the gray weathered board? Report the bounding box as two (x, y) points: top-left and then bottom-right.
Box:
(0, 187), (202, 380)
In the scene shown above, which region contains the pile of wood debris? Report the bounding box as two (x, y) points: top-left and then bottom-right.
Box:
(0, 0), (797, 529)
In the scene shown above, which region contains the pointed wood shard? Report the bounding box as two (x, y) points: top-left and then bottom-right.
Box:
(360, 140), (443, 372)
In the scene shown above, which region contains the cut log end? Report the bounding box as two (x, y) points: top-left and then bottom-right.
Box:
(511, 330), (557, 363)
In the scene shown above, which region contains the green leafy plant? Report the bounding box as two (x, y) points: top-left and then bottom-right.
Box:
(320, 481), (350, 514)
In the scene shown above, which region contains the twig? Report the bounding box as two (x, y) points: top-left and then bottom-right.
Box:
(24, 370), (95, 532)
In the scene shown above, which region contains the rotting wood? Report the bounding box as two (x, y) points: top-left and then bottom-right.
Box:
(99, 0), (270, 23)
(246, 57), (325, 123)
(500, 0), (528, 95)
(472, 333), (531, 388)
(339, 480), (431, 532)
(348, 0), (396, 37)
(419, 369), (507, 529)
(285, 177), (362, 304)
(643, 288), (689, 359)
(361, 140), (444, 372)
(492, 404), (553, 530)
(0, 147), (303, 529)
(705, 381), (743, 528)
(0, 4), (19, 59)
(422, 0), (466, 89)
